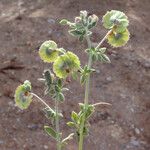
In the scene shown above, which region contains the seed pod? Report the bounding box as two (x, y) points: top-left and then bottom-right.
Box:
(53, 52), (80, 78)
(107, 29), (130, 47)
(14, 80), (32, 110)
(102, 10), (129, 33)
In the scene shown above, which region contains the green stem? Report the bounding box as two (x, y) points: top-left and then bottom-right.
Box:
(31, 93), (61, 150)
(96, 29), (112, 49)
(55, 99), (61, 150)
(78, 29), (112, 150)
(31, 93), (52, 110)
(78, 30), (92, 150)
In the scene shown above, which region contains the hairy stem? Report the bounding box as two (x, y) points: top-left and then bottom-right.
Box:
(55, 100), (61, 150)
(96, 29), (112, 49)
(31, 93), (61, 150)
(78, 29), (112, 150)
(78, 30), (92, 150)
(31, 93), (52, 110)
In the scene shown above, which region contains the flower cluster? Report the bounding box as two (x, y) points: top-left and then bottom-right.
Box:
(39, 40), (80, 79)
(60, 10), (99, 41)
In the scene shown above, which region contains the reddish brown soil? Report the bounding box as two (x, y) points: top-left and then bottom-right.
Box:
(0, 0), (150, 150)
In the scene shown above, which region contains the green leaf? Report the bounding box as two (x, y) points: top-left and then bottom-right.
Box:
(102, 54), (111, 63)
(69, 30), (84, 37)
(91, 53), (98, 62)
(98, 54), (111, 63)
(57, 93), (65, 102)
(71, 111), (78, 122)
(44, 126), (57, 139)
(57, 79), (62, 88)
(67, 122), (76, 127)
(80, 75), (86, 85)
(79, 35), (84, 42)
(85, 105), (95, 119)
(98, 47), (106, 54)
(43, 107), (63, 119)
(59, 19), (69, 25)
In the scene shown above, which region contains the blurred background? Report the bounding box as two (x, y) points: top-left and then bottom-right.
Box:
(0, 0), (150, 150)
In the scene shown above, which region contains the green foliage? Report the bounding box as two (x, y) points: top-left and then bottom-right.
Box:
(43, 107), (63, 120)
(80, 65), (95, 85)
(14, 80), (32, 110)
(60, 10), (98, 41)
(67, 103), (95, 139)
(44, 126), (57, 139)
(14, 9), (130, 150)
(86, 47), (110, 63)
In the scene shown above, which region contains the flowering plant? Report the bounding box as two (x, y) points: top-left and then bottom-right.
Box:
(14, 10), (129, 150)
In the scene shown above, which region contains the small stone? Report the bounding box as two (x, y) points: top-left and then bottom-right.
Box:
(130, 138), (140, 146)
(120, 93), (126, 99)
(16, 118), (20, 122)
(135, 128), (140, 134)
(0, 140), (4, 144)
(124, 61), (133, 67)
(130, 108), (134, 112)
(47, 18), (55, 24)
(27, 124), (38, 130)
(48, 29), (53, 34)
(143, 61), (150, 68)
(44, 145), (48, 149)
(106, 76), (112, 82)
(8, 101), (14, 106)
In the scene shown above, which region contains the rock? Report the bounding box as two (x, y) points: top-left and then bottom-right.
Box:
(130, 108), (134, 112)
(142, 61), (150, 68)
(106, 76), (112, 82)
(44, 145), (49, 149)
(120, 93), (127, 99)
(0, 140), (4, 144)
(130, 137), (140, 146)
(27, 124), (39, 130)
(8, 101), (14, 107)
(135, 128), (140, 135)
(47, 18), (55, 24)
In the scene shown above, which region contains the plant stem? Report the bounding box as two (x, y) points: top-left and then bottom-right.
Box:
(78, 29), (112, 150)
(31, 93), (61, 150)
(31, 93), (53, 110)
(55, 99), (61, 150)
(78, 30), (92, 150)
(92, 102), (111, 107)
(96, 29), (112, 49)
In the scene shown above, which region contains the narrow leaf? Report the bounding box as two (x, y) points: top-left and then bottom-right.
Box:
(44, 126), (57, 139)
